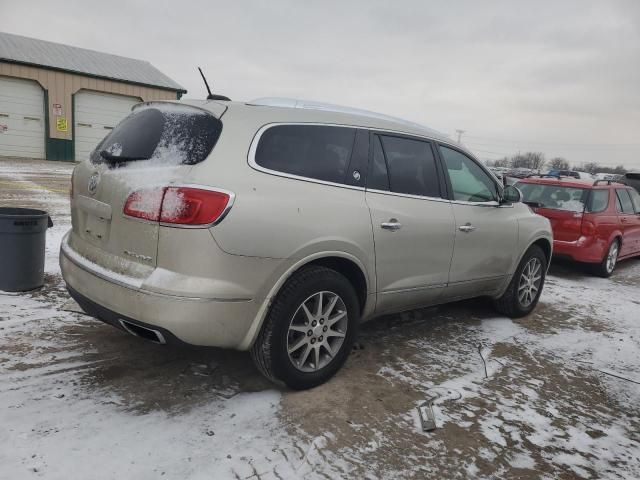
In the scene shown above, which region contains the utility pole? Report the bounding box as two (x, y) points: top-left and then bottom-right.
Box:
(455, 129), (465, 144)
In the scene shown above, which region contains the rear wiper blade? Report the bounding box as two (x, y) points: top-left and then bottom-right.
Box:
(99, 150), (148, 162)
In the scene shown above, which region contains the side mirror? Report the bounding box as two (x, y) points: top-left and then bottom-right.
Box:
(501, 185), (522, 204)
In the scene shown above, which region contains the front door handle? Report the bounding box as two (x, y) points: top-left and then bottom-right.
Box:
(458, 223), (476, 233)
(381, 219), (402, 231)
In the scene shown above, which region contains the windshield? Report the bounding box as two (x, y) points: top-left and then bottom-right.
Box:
(90, 103), (222, 167)
(515, 182), (588, 212)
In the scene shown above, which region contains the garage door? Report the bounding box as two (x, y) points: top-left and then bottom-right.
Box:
(0, 76), (45, 159)
(74, 91), (140, 161)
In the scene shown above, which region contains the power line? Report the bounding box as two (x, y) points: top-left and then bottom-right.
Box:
(465, 140), (640, 151)
(463, 134), (640, 148)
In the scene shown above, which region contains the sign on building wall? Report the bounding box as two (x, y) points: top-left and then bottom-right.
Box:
(56, 117), (68, 132)
(53, 103), (63, 116)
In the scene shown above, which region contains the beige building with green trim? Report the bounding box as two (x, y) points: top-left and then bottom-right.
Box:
(0, 31), (185, 161)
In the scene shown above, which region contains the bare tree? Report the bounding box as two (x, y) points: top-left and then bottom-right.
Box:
(548, 157), (570, 170)
(511, 152), (546, 171)
(581, 162), (600, 174)
(493, 157), (511, 168)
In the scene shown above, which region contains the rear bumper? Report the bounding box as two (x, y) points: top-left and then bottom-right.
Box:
(553, 236), (605, 264)
(67, 285), (188, 346)
(60, 234), (262, 349)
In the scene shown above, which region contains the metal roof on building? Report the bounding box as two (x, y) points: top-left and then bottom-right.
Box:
(0, 31), (185, 92)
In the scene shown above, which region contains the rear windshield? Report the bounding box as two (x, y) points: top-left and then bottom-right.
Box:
(90, 103), (222, 167)
(515, 182), (588, 212)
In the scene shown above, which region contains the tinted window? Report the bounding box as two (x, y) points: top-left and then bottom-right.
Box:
(628, 189), (640, 213)
(516, 183), (587, 212)
(255, 125), (356, 184)
(586, 189), (609, 213)
(368, 135), (389, 191)
(344, 129), (369, 187)
(616, 189), (635, 214)
(91, 104), (222, 166)
(379, 135), (440, 197)
(440, 146), (498, 202)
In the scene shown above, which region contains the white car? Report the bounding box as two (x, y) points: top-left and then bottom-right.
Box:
(60, 97), (552, 389)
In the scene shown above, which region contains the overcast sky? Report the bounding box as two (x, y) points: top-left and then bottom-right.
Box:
(2, 0), (639, 169)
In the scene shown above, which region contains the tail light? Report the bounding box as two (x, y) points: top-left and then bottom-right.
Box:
(123, 186), (233, 226)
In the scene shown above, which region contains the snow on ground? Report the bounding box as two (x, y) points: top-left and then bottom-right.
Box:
(1, 158), (639, 479)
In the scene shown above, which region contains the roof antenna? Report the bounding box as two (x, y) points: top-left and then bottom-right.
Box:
(198, 67), (231, 101)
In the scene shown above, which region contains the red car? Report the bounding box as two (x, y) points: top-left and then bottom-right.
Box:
(514, 176), (640, 276)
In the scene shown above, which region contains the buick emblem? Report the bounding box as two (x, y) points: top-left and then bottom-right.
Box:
(88, 172), (100, 195)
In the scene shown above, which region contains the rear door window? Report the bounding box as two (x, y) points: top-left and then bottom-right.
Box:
(440, 146), (498, 202)
(586, 189), (609, 213)
(616, 189), (635, 214)
(255, 124), (356, 184)
(92, 104), (222, 166)
(376, 135), (440, 197)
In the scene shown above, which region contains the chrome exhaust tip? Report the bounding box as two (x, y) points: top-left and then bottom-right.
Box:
(119, 319), (166, 345)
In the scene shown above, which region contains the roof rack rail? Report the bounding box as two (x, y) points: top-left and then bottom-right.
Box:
(526, 174), (562, 179)
(593, 179), (624, 186)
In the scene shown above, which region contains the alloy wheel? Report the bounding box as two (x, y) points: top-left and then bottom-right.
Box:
(287, 291), (348, 373)
(606, 242), (619, 274)
(518, 257), (542, 308)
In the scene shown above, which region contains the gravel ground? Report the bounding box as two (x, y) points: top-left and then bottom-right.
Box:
(1, 158), (639, 479)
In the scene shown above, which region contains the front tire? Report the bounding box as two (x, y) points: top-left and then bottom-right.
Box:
(493, 245), (547, 318)
(250, 265), (359, 390)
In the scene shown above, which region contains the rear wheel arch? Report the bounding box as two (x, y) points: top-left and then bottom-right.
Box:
(240, 252), (371, 350)
(305, 256), (368, 315)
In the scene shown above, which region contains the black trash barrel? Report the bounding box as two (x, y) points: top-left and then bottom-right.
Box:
(0, 207), (53, 292)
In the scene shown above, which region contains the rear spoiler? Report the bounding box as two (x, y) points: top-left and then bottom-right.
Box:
(132, 100), (228, 119)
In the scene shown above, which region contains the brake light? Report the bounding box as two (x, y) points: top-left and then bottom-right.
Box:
(123, 187), (165, 221)
(123, 186), (232, 226)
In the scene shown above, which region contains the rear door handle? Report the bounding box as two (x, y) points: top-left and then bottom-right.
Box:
(458, 223), (476, 233)
(381, 219), (402, 231)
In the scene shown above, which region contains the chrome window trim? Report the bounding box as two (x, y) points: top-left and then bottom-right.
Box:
(247, 122), (467, 198)
(365, 188), (451, 204)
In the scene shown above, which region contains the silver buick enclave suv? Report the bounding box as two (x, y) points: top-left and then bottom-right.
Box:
(60, 97), (552, 389)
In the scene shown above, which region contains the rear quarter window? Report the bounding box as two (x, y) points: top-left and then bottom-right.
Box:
(586, 189), (609, 213)
(255, 125), (356, 184)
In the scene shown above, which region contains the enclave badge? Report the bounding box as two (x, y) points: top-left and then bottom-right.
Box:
(88, 172), (100, 195)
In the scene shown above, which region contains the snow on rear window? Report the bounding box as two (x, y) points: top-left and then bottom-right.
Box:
(91, 103), (222, 167)
(516, 183), (587, 212)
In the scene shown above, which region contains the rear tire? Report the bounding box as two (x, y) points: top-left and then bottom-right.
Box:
(593, 239), (619, 278)
(250, 265), (359, 390)
(493, 245), (547, 318)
